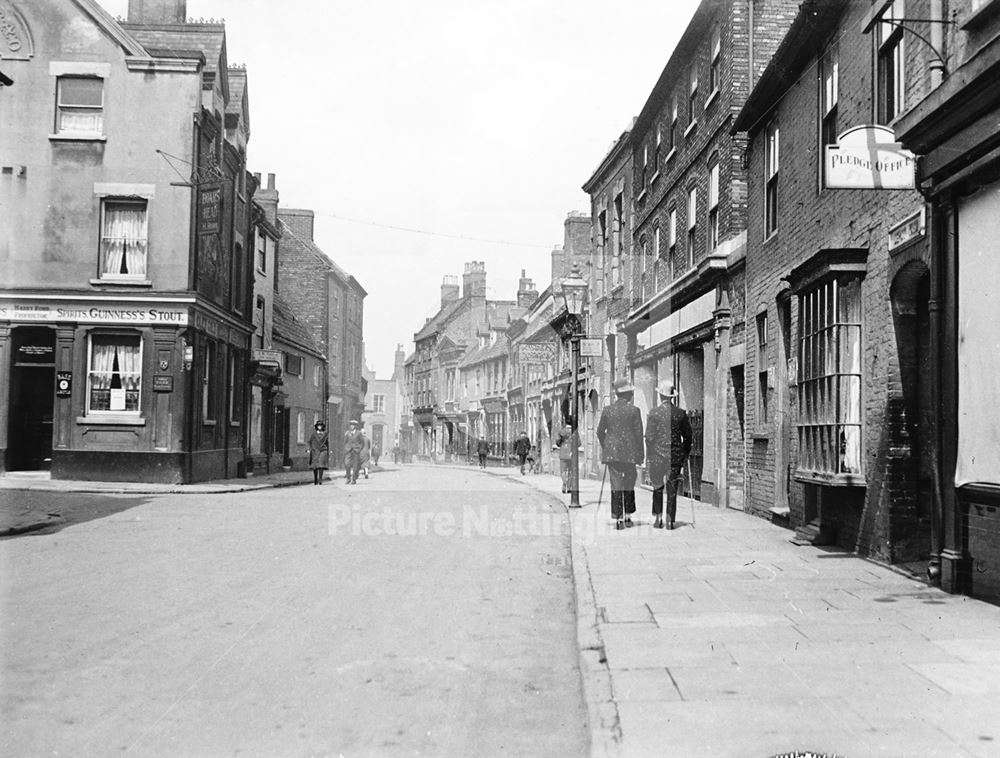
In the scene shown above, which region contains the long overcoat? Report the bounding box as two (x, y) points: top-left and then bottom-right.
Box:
(645, 402), (693, 469)
(596, 398), (644, 465)
(307, 430), (330, 469)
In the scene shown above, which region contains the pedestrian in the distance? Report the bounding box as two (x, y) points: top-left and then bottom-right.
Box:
(372, 442), (381, 467)
(343, 419), (364, 484)
(476, 438), (490, 468)
(554, 422), (579, 494)
(596, 379), (644, 530)
(513, 430), (531, 475)
(307, 420), (330, 485)
(360, 432), (371, 479)
(645, 381), (693, 530)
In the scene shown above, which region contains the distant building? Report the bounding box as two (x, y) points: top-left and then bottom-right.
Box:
(361, 346), (406, 463)
(276, 208), (366, 460)
(0, 0), (255, 482)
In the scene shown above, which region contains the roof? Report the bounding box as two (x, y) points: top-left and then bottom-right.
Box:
(582, 128), (632, 194)
(272, 294), (323, 358)
(732, 0), (848, 136)
(458, 334), (510, 369)
(72, 0), (148, 57)
(414, 297), (467, 342)
(632, 0), (725, 138)
(277, 218), (354, 283)
(121, 23), (227, 75)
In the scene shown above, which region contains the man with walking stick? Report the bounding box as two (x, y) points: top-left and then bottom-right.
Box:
(645, 380), (693, 530)
(597, 379), (644, 531)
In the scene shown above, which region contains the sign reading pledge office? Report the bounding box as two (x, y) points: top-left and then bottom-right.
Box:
(824, 125), (915, 189)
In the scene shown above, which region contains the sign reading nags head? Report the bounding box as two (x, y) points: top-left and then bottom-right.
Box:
(824, 125), (915, 189)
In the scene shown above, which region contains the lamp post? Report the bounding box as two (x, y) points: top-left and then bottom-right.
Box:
(560, 265), (588, 507)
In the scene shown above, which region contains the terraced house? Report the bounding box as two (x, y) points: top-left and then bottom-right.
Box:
(603, 0), (797, 508)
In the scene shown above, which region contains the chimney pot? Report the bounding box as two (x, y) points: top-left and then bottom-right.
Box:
(267, 173), (276, 190)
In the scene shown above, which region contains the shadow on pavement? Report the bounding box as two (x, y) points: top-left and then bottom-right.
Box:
(0, 492), (153, 539)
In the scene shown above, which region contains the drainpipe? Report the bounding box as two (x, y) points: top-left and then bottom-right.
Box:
(929, 0), (946, 88)
(927, 200), (944, 584)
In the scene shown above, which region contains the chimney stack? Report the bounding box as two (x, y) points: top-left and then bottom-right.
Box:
(441, 275), (460, 308)
(277, 208), (314, 242)
(127, 0), (187, 24)
(253, 172), (280, 226)
(517, 269), (538, 308)
(462, 261), (487, 299)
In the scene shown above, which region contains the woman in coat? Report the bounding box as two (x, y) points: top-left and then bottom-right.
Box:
(359, 433), (371, 479)
(307, 421), (330, 485)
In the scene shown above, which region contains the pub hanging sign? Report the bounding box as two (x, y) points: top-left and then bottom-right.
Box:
(198, 183), (223, 235)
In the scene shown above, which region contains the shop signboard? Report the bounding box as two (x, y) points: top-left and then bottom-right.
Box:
(824, 125), (915, 189)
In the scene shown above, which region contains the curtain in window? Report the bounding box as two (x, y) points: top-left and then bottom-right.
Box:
(102, 204), (148, 276)
(91, 342), (116, 390)
(118, 342), (142, 391)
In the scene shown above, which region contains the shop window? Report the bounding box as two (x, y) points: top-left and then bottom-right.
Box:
(56, 76), (103, 135)
(88, 333), (142, 414)
(797, 276), (863, 481)
(876, 0), (905, 123)
(100, 199), (148, 280)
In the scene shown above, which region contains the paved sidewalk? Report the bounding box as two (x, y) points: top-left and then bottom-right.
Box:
(492, 468), (1000, 758)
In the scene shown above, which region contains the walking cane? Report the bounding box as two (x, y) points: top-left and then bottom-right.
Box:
(686, 459), (695, 528)
(598, 463), (608, 511)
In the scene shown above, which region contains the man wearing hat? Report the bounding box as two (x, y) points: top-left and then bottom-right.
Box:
(645, 380), (693, 529)
(597, 378), (645, 530)
(343, 419), (365, 484)
(307, 420), (330, 485)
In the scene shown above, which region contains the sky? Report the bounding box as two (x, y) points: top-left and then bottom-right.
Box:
(99, 0), (701, 377)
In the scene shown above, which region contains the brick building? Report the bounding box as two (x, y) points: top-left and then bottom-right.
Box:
(0, 0), (255, 482)
(895, 0), (1000, 602)
(276, 208), (366, 461)
(613, 0), (797, 508)
(732, 0), (938, 565)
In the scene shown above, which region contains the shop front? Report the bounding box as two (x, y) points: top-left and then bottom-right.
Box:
(0, 295), (251, 483)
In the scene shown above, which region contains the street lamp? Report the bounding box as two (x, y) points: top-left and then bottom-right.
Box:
(559, 264), (588, 507)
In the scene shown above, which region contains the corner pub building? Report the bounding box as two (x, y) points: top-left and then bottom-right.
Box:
(0, 0), (255, 483)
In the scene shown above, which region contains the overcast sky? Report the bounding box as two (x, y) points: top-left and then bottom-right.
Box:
(99, 0), (700, 377)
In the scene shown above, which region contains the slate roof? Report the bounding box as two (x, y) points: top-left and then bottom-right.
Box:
(272, 294), (323, 357)
(414, 298), (467, 342)
(458, 334), (510, 369)
(277, 218), (353, 283)
(121, 23), (227, 74)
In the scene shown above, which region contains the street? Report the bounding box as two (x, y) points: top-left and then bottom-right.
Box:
(0, 466), (588, 757)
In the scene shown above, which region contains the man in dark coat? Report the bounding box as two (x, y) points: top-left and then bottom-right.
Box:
(596, 379), (644, 530)
(645, 380), (693, 529)
(513, 430), (531, 475)
(343, 419), (364, 484)
(476, 438), (490, 468)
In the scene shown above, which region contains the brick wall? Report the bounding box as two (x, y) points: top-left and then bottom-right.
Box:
(742, 1), (931, 561)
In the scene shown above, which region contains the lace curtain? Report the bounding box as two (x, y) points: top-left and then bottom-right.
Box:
(90, 339), (141, 411)
(102, 203), (148, 277)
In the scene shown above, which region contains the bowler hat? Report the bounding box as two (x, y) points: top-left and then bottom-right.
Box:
(348, 419), (359, 426)
(657, 380), (678, 398)
(613, 378), (635, 395)
(314, 421), (326, 429)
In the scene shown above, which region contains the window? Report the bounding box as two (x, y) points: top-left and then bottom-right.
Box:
(612, 192), (624, 287)
(709, 26), (722, 97)
(598, 210), (609, 292)
(56, 76), (103, 135)
(708, 161), (720, 251)
(313, 364), (322, 387)
(765, 120), (779, 237)
(373, 393), (386, 414)
(87, 333), (142, 414)
(654, 127), (662, 171)
(286, 353), (303, 377)
(688, 65), (699, 125)
(669, 96), (679, 152)
(229, 349), (243, 424)
(877, 0), (905, 123)
(668, 207), (677, 280)
(642, 143), (649, 185)
(797, 277), (863, 480)
(256, 228), (267, 272)
(202, 341), (216, 422)
(296, 411), (305, 444)
(820, 42), (839, 148)
(757, 312), (770, 425)
(100, 200), (148, 280)
(687, 186), (697, 268)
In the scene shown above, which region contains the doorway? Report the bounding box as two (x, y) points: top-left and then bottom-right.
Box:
(8, 327), (56, 471)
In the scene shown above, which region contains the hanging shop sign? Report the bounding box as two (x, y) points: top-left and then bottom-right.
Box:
(519, 343), (555, 364)
(579, 338), (603, 358)
(824, 125), (915, 189)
